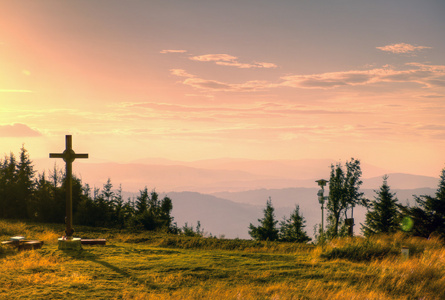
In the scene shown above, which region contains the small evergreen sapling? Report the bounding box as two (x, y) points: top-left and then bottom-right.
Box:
(248, 197), (279, 241)
(279, 205), (311, 243)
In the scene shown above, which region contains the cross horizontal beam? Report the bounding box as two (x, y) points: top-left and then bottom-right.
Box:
(49, 153), (88, 158)
(49, 151), (88, 162)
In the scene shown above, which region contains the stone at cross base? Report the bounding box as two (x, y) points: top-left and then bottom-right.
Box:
(50, 135), (88, 250)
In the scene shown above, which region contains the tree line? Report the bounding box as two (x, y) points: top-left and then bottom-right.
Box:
(0, 147), (185, 234)
(249, 158), (445, 242)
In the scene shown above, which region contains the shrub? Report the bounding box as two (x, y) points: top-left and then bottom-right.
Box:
(318, 232), (444, 262)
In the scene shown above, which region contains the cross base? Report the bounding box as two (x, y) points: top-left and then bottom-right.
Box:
(58, 237), (82, 251)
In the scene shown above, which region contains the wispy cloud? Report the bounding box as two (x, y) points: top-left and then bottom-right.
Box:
(172, 63), (445, 91)
(190, 53), (277, 69)
(160, 49), (187, 54)
(190, 54), (237, 62)
(376, 43), (431, 54)
(170, 69), (275, 91)
(281, 63), (445, 89)
(281, 70), (375, 89)
(170, 69), (195, 78)
(118, 101), (364, 119)
(0, 123), (42, 137)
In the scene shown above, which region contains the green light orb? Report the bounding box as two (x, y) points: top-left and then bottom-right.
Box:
(400, 216), (414, 232)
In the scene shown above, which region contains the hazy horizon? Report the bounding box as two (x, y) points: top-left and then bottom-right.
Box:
(28, 156), (441, 195)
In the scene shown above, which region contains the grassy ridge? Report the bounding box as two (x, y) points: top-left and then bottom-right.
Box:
(1, 220), (444, 299)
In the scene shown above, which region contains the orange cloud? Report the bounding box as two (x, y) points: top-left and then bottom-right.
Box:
(376, 43), (431, 54)
(0, 123), (41, 137)
(189, 53), (277, 69)
(183, 77), (274, 92)
(170, 69), (195, 78)
(170, 69), (275, 91)
(160, 49), (187, 54)
(171, 62), (445, 91)
(190, 54), (237, 62)
(281, 70), (374, 89)
(281, 63), (445, 89)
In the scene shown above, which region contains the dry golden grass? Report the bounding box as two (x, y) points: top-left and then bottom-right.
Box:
(313, 233), (445, 300)
(0, 219), (28, 237)
(1, 220), (444, 300)
(2, 250), (62, 269)
(0, 219), (60, 245)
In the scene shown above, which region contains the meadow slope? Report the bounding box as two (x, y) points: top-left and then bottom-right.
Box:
(1, 220), (444, 300)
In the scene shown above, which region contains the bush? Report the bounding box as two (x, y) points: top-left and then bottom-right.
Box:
(156, 235), (314, 253)
(320, 238), (393, 261)
(317, 232), (444, 262)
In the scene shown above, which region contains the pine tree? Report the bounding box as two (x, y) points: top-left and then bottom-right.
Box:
(0, 155), (8, 218)
(249, 197), (279, 241)
(17, 146), (36, 218)
(362, 176), (400, 236)
(279, 205), (311, 243)
(102, 178), (115, 203)
(0, 153), (18, 218)
(159, 195), (173, 230)
(131, 188), (175, 231)
(32, 172), (61, 222)
(135, 187), (149, 214)
(113, 184), (126, 228)
(408, 167), (445, 238)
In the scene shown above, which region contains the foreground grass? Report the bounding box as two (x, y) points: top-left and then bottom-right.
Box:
(1, 220), (444, 299)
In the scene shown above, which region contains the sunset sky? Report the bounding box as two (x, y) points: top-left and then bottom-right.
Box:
(1, 0), (444, 177)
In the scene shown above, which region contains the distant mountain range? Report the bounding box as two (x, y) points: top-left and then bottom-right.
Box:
(166, 187), (436, 239)
(32, 157), (440, 239)
(33, 158), (440, 193)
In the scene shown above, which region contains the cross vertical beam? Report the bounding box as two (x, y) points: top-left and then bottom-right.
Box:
(50, 135), (88, 239)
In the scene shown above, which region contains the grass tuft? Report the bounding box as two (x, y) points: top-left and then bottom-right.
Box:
(317, 232), (444, 261)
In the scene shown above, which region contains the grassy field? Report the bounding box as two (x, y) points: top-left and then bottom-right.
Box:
(1, 220), (444, 299)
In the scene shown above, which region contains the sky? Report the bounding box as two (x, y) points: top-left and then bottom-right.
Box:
(1, 0), (444, 177)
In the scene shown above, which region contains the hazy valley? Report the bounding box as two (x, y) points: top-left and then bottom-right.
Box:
(33, 158), (440, 239)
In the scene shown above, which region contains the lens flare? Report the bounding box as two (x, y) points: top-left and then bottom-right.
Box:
(400, 216), (414, 232)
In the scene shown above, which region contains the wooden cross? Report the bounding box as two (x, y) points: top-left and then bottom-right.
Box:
(50, 135), (88, 239)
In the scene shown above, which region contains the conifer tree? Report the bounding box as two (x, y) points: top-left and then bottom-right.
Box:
(135, 187), (149, 214)
(279, 205), (311, 243)
(0, 153), (18, 218)
(113, 184), (126, 228)
(132, 188), (174, 231)
(407, 167), (445, 238)
(159, 195), (173, 229)
(32, 172), (61, 222)
(0, 148), (36, 219)
(249, 197), (279, 241)
(362, 176), (400, 236)
(17, 146), (35, 218)
(102, 178), (115, 203)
